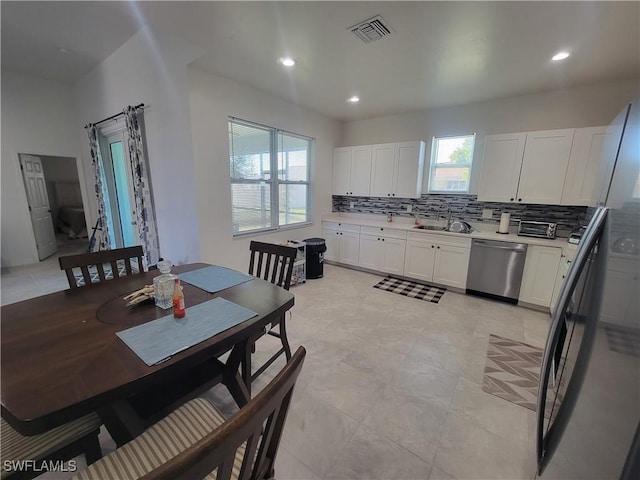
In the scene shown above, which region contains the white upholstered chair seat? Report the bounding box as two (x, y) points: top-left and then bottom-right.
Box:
(71, 398), (245, 480)
(1, 413), (102, 479)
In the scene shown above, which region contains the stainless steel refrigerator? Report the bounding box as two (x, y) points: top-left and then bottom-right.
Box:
(536, 99), (640, 479)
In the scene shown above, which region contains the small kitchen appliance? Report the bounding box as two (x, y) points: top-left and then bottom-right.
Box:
(517, 221), (557, 239)
(568, 226), (586, 244)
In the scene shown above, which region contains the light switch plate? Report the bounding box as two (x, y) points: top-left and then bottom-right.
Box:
(350, 201), (355, 209)
(482, 209), (493, 219)
(407, 205), (412, 213)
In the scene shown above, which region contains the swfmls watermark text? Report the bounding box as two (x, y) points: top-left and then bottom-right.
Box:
(3, 459), (78, 473)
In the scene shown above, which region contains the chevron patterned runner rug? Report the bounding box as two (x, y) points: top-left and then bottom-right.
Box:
(481, 334), (544, 412)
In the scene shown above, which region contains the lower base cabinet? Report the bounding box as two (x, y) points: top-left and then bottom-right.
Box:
(433, 244), (471, 288)
(550, 247), (576, 314)
(403, 232), (471, 289)
(323, 223), (360, 266)
(358, 226), (407, 275)
(519, 245), (562, 308)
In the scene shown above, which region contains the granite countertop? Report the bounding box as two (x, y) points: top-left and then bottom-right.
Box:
(322, 213), (571, 249)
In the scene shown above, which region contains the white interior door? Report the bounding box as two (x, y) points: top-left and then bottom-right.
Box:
(19, 154), (57, 260)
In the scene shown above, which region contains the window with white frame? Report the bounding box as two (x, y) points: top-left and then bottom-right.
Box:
(428, 134), (476, 193)
(229, 118), (312, 235)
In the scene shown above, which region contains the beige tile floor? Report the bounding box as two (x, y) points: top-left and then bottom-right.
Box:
(2, 256), (551, 480)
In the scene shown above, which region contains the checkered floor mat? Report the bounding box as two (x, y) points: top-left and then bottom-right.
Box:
(373, 276), (446, 303)
(74, 260), (140, 286)
(604, 324), (640, 358)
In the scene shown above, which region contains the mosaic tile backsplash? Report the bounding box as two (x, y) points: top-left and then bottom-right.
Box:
(332, 194), (588, 237)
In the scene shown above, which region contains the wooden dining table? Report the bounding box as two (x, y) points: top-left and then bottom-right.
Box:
(0, 263), (294, 446)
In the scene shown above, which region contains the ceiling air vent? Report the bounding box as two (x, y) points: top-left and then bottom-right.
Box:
(349, 15), (392, 43)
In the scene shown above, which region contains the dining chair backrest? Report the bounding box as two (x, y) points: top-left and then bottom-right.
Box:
(72, 347), (306, 480)
(59, 246), (145, 289)
(248, 241), (297, 291)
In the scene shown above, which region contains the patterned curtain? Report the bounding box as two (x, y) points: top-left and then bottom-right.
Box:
(123, 106), (160, 269)
(86, 124), (112, 252)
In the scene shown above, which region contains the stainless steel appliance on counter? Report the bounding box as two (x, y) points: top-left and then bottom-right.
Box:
(536, 99), (639, 479)
(517, 220), (557, 238)
(466, 239), (528, 303)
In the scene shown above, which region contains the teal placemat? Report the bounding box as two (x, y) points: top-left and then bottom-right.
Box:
(116, 297), (258, 366)
(178, 265), (253, 293)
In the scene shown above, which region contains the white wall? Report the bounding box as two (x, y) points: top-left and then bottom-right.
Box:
(1, 71), (83, 267)
(74, 27), (203, 265)
(342, 78), (640, 194)
(188, 67), (342, 272)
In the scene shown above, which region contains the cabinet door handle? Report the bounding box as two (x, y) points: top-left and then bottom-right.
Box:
(510, 198), (515, 201)
(437, 246), (440, 249)
(431, 245), (435, 248)
(382, 238), (385, 241)
(518, 198), (522, 202)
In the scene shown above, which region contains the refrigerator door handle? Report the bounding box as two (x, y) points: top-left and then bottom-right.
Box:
(536, 207), (608, 474)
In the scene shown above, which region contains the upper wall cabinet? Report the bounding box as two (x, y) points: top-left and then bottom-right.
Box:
(332, 145), (372, 196)
(370, 141), (425, 198)
(561, 125), (623, 206)
(478, 129), (574, 205)
(477, 133), (526, 202)
(517, 129), (574, 204)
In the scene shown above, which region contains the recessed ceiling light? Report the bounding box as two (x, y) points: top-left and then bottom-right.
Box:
(347, 96), (360, 103)
(279, 57), (296, 67)
(552, 51), (570, 61)
(57, 47), (73, 55)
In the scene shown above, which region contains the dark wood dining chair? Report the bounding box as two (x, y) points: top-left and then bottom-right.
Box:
(70, 346), (306, 480)
(246, 241), (298, 389)
(59, 246), (144, 288)
(1, 413), (102, 480)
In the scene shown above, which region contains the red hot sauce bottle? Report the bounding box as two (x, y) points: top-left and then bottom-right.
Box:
(172, 278), (185, 318)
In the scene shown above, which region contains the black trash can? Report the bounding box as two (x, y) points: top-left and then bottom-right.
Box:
(304, 237), (326, 279)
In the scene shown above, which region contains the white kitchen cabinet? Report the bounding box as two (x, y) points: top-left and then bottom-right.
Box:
(518, 129), (574, 204)
(369, 144), (395, 197)
(519, 245), (562, 308)
(561, 125), (622, 206)
(403, 232), (471, 289)
(358, 226), (407, 275)
(433, 244), (471, 289)
(332, 148), (351, 196)
(403, 238), (437, 282)
(477, 133), (526, 202)
(550, 250), (574, 314)
(370, 141), (425, 198)
(478, 129), (574, 205)
(322, 222), (360, 266)
(332, 146), (372, 196)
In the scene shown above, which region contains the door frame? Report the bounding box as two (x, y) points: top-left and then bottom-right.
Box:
(97, 121), (140, 249)
(14, 151), (90, 264)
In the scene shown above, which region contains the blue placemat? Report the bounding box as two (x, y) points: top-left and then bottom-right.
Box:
(116, 297), (258, 366)
(178, 265), (253, 293)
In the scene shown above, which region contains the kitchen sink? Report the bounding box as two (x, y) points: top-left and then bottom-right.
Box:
(413, 225), (447, 231)
(413, 221), (474, 234)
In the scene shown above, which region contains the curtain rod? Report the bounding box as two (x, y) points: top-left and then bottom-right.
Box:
(84, 103), (145, 129)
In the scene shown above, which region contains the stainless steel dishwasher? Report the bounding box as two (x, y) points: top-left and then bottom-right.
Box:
(466, 239), (528, 303)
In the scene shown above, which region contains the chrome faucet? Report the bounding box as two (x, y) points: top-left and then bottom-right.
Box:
(439, 200), (452, 228)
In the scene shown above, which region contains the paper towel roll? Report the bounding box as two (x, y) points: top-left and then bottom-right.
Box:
(499, 212), (511, 233)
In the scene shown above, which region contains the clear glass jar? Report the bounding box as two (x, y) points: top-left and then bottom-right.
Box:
(153, 260), (177, 310)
